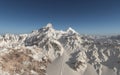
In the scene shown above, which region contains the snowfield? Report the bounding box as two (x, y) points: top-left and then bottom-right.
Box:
(0, 23), (120, 75)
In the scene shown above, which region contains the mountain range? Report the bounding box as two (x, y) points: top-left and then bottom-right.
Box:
(0, 23), (120, 75)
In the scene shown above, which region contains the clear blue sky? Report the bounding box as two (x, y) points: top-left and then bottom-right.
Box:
(0, 0), (120, 35)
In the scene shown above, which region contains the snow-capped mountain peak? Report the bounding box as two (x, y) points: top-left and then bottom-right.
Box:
(67, 27), (78, 34)
(45, 23), (53, 28)
(37, 23), (55, 34)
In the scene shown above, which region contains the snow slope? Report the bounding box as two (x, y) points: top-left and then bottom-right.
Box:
(0, 23), (120, 75)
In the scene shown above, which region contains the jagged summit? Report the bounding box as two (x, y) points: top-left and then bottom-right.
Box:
(35, 23), (79, 37)
(37, 23), (55, 33)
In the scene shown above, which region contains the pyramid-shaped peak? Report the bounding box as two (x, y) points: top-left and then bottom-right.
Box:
(67, 27), (78, 34)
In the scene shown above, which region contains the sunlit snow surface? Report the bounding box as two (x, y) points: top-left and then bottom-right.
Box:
(0, 23), (120, 75)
